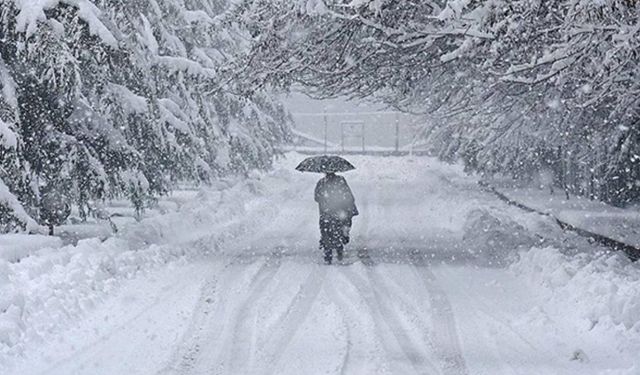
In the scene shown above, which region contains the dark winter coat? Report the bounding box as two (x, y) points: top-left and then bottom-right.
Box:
(314, 173), (358, 219)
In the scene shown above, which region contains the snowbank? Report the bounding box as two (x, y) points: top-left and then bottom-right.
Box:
(0, 235), (62, 262)
(513, 247), (640, 331)
(511, 247), (640, 373)
(462, 208), (537, 266)
(0, 168), (297, 371)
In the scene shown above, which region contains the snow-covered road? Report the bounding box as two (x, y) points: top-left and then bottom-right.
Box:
(5, 154), (639, 375)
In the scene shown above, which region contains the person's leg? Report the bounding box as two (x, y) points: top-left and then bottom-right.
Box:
(336, 243), (344, 261)
(328, 217), (344, 261)
(341, 217), (352, 244)
(320, 216), (333, 264)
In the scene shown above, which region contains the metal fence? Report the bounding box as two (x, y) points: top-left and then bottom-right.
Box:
(288, 111), (427, 154)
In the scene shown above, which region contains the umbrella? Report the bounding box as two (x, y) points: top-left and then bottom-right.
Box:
(295, 155), (355, 173)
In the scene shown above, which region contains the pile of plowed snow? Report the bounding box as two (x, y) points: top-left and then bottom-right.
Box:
(513, 247), (640, 331)
(461, 203), (640, 373)
(510, 248), (640, 373)
(462, 208), (538, 265)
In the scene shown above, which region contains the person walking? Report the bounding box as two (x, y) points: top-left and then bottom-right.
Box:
(314, 172), (358, 264)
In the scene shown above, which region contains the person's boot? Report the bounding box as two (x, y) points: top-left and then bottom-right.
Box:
(323, 246), (333, 265)
(336, 248), (344, 261)
(342, 225), (350, 244)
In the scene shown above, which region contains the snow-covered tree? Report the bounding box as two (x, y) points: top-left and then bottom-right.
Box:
(0, 55), (39, 231)
(0, 0), (290, 233)
(233, 0), (640, 205)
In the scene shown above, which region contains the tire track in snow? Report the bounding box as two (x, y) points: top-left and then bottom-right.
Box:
(323, 270), (387, 375)
(40, 267), (211, 375)
(432, 267), (554, 375)
(408, 250), (469, 375)
(258, 264), (328, 375)
(215, 253), (284, 374)
(158, 275), (219, 375)
(156, 256), (239, 375)
(322, 285), (353, 375)
(158, 254), (277, 375)
(341, 263), (440, 375)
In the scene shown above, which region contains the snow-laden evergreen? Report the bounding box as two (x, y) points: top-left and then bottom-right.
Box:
(231, 0), (640, 205)
(0, 0), (290, 232)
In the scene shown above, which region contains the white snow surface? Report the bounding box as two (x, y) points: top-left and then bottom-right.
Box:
(0, 235), (62, 262)
(1, 153), (638, 375)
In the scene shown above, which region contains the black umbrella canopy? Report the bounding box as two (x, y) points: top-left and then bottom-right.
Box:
(295, 155), (355, 173)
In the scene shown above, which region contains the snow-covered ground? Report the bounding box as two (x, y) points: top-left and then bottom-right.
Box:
(2, 153), (639, 375)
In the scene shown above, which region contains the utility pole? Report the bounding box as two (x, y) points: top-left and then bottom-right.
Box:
(395, 112), (400, 153)
(323, 111), (328, 153)
(341, 123), (345, 153)
(362, 122), (365, 152)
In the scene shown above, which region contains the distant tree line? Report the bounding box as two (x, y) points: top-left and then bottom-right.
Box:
(0, 0), (291, 232)
(230, 0), (640, 206)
